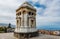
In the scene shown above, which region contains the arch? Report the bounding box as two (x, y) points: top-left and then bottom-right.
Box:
(17, 20), (19, 28)
(19, 12), (21, 15)
(31, 20), (34, 28)
(28, 12), (34, 15)
(28, 12), (31, 15)
(23, 10), (26, 13)
(19, 17), (21, 26)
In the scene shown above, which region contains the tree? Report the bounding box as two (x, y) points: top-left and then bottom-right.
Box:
(4, 27), (7, 33)
(8, 23), (11, 28)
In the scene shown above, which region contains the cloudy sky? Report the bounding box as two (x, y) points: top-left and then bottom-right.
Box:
(0, 0), (60, 29)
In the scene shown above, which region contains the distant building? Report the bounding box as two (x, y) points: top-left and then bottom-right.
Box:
(53, 31), (60, 35)
(14, 1), (39, 39)
(7, 28), (14, 32)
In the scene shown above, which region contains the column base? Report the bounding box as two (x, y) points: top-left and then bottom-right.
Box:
(14, 31), (39, 39)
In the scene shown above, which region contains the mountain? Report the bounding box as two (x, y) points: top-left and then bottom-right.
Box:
(0, 23), (16, 28)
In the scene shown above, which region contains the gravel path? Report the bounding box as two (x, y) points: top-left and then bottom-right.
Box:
(0, 33), (60, 39)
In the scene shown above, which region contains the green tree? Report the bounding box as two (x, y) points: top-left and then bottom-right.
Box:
(8, 23), (11, 28)
(4, 27), (7, 33)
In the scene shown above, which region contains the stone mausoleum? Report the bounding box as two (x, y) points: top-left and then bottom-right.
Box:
(14, 2), (39, 39)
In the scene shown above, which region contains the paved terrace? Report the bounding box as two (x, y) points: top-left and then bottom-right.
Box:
(0, 33), (60, 39)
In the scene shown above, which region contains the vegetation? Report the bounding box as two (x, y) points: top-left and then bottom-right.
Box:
(0, 23), (12, 33)
(0, 27), (7, 33)
(8, 23), (11, 28)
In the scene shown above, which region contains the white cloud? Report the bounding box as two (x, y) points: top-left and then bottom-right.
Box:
(43, 0), (60, 17)
(0, 0), (26, 25)
(36, 16), (60, 26)
(31, 0), (38, 2)
(0, 0), (60, 28)
(39, 0), (54, 7)
(35, 0), (60, 27)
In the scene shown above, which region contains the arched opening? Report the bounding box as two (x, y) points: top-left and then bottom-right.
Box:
(17, 20), (19, 28)
(28, 12), (31, 15)
(31, 20), (34, 27)
(28, 12), (34, 15)
(23, 10), (26, 14)
(19, 12), (21, 15)
(19, 17), (21, 27)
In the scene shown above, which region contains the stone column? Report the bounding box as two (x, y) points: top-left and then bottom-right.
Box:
(15, 19), (18, 32)
(21, 11), (24, 27)
(29, 18), (31, 27)
(33, 18), (36, 28)
(16, 19), (18, 28)
(24, 13), (28, 27)
(27, 17), (29, 27)
(35, 17), (36, 28)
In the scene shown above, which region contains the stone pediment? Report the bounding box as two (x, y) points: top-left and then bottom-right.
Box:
(16, 1), (36, 12)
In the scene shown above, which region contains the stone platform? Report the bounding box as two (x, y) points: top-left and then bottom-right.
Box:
(0, 33), (60, 39)
(14, 31), (39, 39)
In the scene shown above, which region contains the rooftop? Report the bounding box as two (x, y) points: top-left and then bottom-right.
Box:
(0, 33), (60, 39)
(16, 1), (36, 12)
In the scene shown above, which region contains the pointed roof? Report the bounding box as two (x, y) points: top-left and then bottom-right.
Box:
(16, 1), (36, 12)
